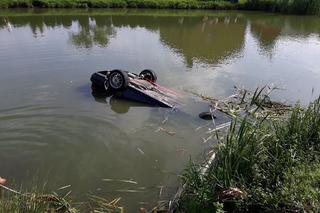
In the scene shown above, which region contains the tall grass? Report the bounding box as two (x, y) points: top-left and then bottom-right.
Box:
(180, 96), (320, 212)
(0, 185), (123, 213)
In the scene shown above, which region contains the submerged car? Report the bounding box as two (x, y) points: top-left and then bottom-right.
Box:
(90, 69), (181, 108)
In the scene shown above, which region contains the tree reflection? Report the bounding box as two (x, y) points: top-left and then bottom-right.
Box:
(250, 15), (320, 56)
(1, 12), (320, 64)
(88, 14), (246, 67)
(250, 20), (281, 56)
(1, 15), (74, 36)
(157, 15), (246, 67)
(70, 16), (115, 48)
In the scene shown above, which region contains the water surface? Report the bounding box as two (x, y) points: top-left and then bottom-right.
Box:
(1, 9), (320, 211)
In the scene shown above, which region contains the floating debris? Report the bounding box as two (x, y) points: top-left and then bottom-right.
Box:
(89, 195), (123, 213)
(176, 148), (187, 156)
(137, 147), (145, 155)
(137, 187), (147, 190)
(195, 122), (211, 131)
(192, 85), (291, 120)
(138, 201), (150, 205)
(156, 127), (176, 136)
(161, 116), (168, 124)
(206, 122), (231, 134)
(158, 185), (164, 197)
(202, 135), (213, 143)
(150, 200), (168, 213)
(0, 176), (7, 185)
(102, 179), (138, 185)
(58, 185), (71, 190)
(115, 189), (145, 193)
(139, 207), (148, 213)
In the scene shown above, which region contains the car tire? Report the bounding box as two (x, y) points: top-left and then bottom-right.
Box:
(139, 69), (157, 83)
(108, 70), (129, 91)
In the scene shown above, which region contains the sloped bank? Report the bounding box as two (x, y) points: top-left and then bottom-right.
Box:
(173, 88), (320, 212)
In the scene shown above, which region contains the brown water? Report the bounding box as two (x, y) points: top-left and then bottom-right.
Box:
(0, 9), (320, 211)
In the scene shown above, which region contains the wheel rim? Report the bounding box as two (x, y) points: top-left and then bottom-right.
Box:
(110, 73), (123, 89)
(143, 73), (152, 81)
(140, 71), (154, 82)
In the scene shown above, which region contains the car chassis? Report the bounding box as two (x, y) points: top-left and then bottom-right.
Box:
(90, 69), (181, 108)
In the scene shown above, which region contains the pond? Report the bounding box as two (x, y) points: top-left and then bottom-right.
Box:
(0, 9), (320, 211)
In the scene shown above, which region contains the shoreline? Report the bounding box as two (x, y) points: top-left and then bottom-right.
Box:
(0, 0), (319, 16)
(0, 0), (244, 10)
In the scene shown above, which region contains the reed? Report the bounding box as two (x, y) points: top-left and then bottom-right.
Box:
(0, 184), (123, 213)
(180, 92), (320, 212)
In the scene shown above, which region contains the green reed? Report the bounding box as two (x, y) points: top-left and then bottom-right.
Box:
(180, 95), (320, 212)
(0, 185), (123, 213)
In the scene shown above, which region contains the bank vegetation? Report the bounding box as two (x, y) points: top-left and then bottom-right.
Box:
(179, 88), (320, 212)
(0, 0), (319, 15)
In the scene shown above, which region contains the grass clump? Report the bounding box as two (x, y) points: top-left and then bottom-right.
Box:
(179, 90), (320, 212)
(0, 184), (123, 213)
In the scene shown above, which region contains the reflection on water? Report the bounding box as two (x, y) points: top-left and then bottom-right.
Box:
(70, 16), (116, 48)
(2, 12), (319, 66)
(1, 10), (320, 211)
(92, 91), (152, 114)
(159, 15), (245, 67)
(2, 12), (319, 67)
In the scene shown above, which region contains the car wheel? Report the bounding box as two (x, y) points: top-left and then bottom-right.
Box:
(108, 70), (129, 91)
(139, 69), (157, 83)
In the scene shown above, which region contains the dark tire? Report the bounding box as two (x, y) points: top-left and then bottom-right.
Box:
(108, 70), (129, 91)
(199, 112), (216, 120)
(139, 69), (157, 83)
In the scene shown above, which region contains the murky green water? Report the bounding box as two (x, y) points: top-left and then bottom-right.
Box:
(1, 9), (320, 211)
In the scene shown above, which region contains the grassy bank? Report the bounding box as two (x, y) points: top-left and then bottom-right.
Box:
(0, 0), (319, 15)
(0, 0), (243, 10)
(179, 90), (320, 212)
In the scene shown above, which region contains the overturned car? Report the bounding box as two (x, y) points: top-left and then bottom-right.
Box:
(90, 69), (181, 108)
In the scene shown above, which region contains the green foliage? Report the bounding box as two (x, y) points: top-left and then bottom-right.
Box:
(0, 0), (318, 14)
(0, 0), (242, 9)
(245, 0), (320, 15)
(281, 163), (320, 211)
(180, 96), (320, 212)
